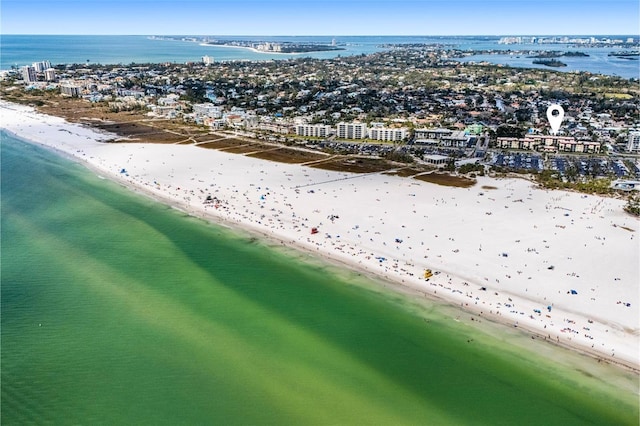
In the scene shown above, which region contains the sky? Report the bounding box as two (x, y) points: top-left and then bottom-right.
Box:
(2, 0), (639, 36)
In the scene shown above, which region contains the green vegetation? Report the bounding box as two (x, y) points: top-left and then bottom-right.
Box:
(532, 59), (567, 67)
(458, 163), (485, 175)
(624, 194), (640, 216)
(536, 170), (613, 195)
(414, 172), (476, 188)
(496, 125), (526, 138)
(384, 150), (415, 163)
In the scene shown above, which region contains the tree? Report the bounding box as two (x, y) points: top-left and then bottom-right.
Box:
(624, 194), (640, 216)
(496, 125), (525, 138)
(443, 159), (455, 172)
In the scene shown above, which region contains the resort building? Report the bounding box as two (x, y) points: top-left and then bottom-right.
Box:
(203, 117), (226, 129)
(496, 135), (600, 153)
(193, 103), (222, 118)
(368, 126), (408, 142)
(255, 42), (282, 52)
(150, 105), (179, 118)
(440, 130), (471, 148)
(44, 68), (57, 82)
(32, 60), (51, 72)
(21, 66), (37, 83)
(414, 128), (452, 142)
(295, 124), (333, 138)
(202, 55), (215, 66)
(60, 81), (83, 97)
(626, 131), (640, 153)
(413, 128), (471, 148)
(557, 139), (601, 153)
(336, 122), (367, 139)
(256, 121), (294, 134)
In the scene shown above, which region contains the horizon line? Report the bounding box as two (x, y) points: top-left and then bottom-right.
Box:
(2, 33), (638, 37)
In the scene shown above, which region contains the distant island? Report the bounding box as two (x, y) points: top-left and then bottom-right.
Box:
(532, 58), (568, 67)
(150, 35), (345, 54)
(563, 51), (590, 57)
(609, 51), (640, 60)
(527, 51), (589, 58)
(203, 40), (345, 54)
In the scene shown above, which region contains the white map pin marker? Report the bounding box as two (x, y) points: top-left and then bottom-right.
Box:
(546, 104), (564, 135)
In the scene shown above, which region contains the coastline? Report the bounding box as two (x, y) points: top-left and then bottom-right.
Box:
(1, 99), (638, 373)
(200, 42), (309, 56)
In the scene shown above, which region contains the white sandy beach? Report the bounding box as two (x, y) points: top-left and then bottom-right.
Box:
(2, 100), (638, 370)
(199, 42), (306, 56)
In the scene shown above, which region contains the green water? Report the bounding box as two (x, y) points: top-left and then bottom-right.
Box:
(1, 133), (638, 425)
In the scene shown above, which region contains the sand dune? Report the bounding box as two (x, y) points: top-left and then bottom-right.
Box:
(2, 100), (638, 369)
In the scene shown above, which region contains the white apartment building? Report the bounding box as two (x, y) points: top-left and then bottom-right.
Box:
(496, 134), (601, 153)
(627, 131), (640, 153)
(202, 55), (215, 66)
(21, 66), (37, 83)
(60, 81), (83, 97)
(32, 60), (51, 72)
(368, 127), (407, 142)
(414, 128), (470, 147)
(44, 68), (57, 82)
(414, 128), (455, 140)
(295, 124), (333, 138)
(336, 122), (367, 139)
(192, 103), (222, 118)
(440, 131), (469, 148)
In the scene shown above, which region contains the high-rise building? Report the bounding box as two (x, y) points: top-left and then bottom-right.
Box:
(368, 127), (407, 142)
(296, 124), (333, 138)
(627, 131), (640, 153)
(44, 68), (57, 82)
(336, 122), (367, 139)
(60, 81), (83, 97)
(202, 55), (215, 66)
(21, 66), (37, 83)
(32, 60), (51, 72)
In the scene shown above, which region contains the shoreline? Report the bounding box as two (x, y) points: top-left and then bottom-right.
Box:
(198, 42), (334, 56)
(1, 99), (638, 374)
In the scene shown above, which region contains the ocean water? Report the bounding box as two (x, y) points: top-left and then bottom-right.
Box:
(0, 35), (386, 67)
(0, 35), (637, 78)
(1, 132), (638, 424)
(456, 48), (640, 79)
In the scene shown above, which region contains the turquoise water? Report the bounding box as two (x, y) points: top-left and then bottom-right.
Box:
(1, 35), (638, 78)
(1, 132), (638, 425)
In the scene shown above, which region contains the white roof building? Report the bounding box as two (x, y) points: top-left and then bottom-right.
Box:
(626, 131), (640, 153)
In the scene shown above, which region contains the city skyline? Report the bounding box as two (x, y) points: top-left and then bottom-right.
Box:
(2, 0), (639, 36)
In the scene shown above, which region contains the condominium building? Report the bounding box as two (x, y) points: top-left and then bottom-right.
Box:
(256, 122), (294, 134)
(21, 66), (37, 83)
(336, 122), (367, 139)
(413, 128), (470, 147)
(296, 124), (333, 138)
(44, 68), (57, 82)
(627, 131), (640, 153)
(557, 139), (601, 153)
(413, 128), (453, 141)
(193, 103), (222, 118)
(202, 55), (215, 66)
(440, 130), (470, 148)
(368, 127), (407, 142)
(60, 81), (83, 97)
(32, 60), (51, 72)
(496, 134), (600, 153)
